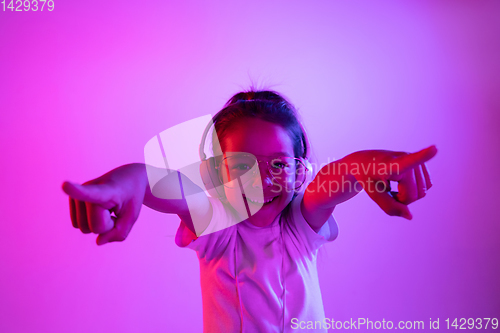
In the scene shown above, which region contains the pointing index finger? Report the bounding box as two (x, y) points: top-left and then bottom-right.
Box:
(62, 181), (115, 208)
(390, 145), (438, 175)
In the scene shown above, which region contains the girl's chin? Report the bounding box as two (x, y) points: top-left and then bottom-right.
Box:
(244, 196), (287, 227)
(245, 212), (275, 227)
(226, 193), (292, 225)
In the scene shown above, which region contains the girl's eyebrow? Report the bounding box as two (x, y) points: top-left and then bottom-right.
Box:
(258, 152), (293, 158)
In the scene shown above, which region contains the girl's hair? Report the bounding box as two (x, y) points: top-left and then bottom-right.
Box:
(211, 90), (308, 159)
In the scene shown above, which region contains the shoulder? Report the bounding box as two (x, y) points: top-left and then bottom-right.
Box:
(175, 196), (238, 255)
(287, 191), (339, 246)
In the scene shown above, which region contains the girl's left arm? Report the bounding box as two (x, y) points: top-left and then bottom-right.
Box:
(301, 146), (438, 232)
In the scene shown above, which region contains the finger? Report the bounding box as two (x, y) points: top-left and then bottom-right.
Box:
(390, 145), (438, 175)
(96, 205), (136, 245)
(86, 203), (114, 234)
(75, 200), (91, 234)
(422, 163), (433, 190)
(62, 181), (115, 208)
(414, 165), (426, 199)
(393, 169), (418, 205)
(69, 197), (78, 229)
(366, 190), (413, 220)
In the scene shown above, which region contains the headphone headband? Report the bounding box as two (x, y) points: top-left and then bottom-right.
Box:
(199, 117), (214, 161)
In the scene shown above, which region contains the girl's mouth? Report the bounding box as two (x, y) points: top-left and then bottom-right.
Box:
(244, 196), (278, 206)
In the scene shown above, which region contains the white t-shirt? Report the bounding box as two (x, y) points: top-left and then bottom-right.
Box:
(175, 191), (338, 333)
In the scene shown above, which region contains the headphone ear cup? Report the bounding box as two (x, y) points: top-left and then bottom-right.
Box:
(200, 157), (226, 198)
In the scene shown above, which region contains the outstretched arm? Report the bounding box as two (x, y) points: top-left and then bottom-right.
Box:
(62, 163), (211, 245)
(301, 146), (438, 232)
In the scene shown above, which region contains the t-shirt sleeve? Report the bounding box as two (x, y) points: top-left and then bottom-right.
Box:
(288, 191), (339, 253)
(174, 196), (236, 260)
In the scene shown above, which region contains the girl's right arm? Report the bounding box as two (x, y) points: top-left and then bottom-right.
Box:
(62, 163), (212, 245)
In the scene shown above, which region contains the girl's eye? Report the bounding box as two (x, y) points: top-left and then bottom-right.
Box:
(271, 161), (287, 169)
(232, 164), (250, 171)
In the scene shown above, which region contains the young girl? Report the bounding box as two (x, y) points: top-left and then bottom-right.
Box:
(62, 90), (437, 332)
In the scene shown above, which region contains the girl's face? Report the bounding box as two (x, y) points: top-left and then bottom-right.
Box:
(219, 118), (296, 228)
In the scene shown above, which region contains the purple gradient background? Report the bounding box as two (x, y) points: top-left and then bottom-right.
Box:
(1, 1), (499, 332)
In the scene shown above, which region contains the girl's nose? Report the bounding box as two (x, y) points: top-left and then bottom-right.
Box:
(252, 163), (273, 188)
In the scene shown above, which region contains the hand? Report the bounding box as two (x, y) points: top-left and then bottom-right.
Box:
(62, 164), (147, 245)
(346, 145), (437, 220)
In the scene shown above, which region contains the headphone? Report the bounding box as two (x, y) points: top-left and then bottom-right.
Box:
(198, 112), (314, 199)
